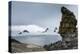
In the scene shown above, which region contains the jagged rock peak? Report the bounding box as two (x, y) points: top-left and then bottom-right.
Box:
(59, 6), (77, 34)
(61, 6), (74, 16)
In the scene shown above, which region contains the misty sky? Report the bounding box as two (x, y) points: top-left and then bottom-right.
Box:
(11, 1), (78, 30)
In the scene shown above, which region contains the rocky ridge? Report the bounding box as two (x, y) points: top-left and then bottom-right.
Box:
(43, 7), (78, 50)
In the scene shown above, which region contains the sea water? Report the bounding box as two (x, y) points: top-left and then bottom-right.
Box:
(12, 34), (62, 46)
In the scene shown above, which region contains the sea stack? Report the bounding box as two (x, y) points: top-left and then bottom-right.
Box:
(59, 7), (77, 35)
(58, 7), (78, 49)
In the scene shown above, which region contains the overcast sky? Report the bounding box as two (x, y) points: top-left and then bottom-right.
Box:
(11, 1), (78, 29)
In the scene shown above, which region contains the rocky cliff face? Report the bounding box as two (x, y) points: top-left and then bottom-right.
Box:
(59, 7), (77, 34)
(58, 7), (78, 49)
(43, 7), (78, 50)
(59, 6), (78, 42)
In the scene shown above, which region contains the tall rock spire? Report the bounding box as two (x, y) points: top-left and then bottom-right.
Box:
(59, 6), (77, 34)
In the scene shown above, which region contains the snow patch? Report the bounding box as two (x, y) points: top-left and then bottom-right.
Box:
(11, 25), (46, 33)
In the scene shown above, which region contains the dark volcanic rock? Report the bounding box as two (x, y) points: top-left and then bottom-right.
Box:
(43, 7), (78, 51)
(23, 30), (29, 33)
(43, 37), (78, 51)
(59, 6), (77, 34)
(18, 30), (29, 34)
(42, 28), (49, 33)
(18, 32), (22, 34)
(59, 7), (78, 49)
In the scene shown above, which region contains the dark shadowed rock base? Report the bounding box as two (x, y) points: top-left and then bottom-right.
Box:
(43, 33), (78, 51)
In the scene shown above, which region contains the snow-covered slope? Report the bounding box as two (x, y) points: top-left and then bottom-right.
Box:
(11, 25), (60, 36)
(24, 25), (46, 33)
(11, 25), (46, 33)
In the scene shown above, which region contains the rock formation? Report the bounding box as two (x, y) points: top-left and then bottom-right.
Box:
(42, 28), (49, 33)
(58, 7), (78, 49)
(43, 7), (78, 50)
(23, 30), (29, 33)
(59, 6), (77, 34)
